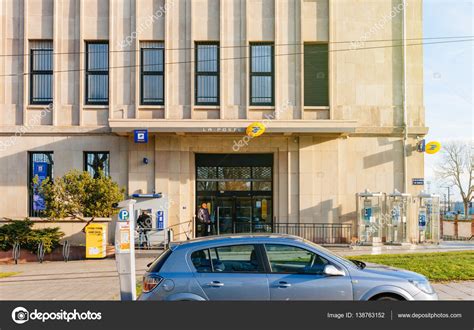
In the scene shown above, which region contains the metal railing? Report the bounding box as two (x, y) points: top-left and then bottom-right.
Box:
(207, 222), (353, 245)
(135, 220), (193, 250)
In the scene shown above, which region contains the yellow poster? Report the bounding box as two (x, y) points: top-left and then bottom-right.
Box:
(85, 223), (107, 258)
(262, 199), (268, 220)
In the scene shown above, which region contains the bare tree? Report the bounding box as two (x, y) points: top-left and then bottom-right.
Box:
(435, 141), (473, 217)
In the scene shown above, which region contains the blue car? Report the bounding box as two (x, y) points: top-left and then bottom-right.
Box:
(138, 234), (438, 301)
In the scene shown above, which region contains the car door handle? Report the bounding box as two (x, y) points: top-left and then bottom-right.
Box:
(207, 281), (224, 288)
(277, 281), (291, 288)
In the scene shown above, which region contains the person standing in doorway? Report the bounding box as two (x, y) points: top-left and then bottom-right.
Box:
(197, 202), (211, 237)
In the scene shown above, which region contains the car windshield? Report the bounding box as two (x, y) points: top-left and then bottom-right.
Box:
(303, 239), (360, 269)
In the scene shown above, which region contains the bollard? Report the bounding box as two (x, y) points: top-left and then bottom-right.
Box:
(12, 241), (20, 264)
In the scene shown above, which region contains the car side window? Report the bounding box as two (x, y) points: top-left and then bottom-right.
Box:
(191, 245), (263, 273)
(191, 249), (213, 273)
(265, 244), (329, 275)
(212, 245), (263, 273)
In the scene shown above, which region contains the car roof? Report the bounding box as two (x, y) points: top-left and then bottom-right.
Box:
(170, 233), (305, 250)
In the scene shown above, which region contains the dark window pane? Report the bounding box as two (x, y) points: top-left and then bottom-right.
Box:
(143, 48), (164, 72)
(253, 182), (271, 191)
(197, 167), (217, 179)
(196, 75), (218, 103)
(88, 43), (108, 71)
(32, 74), (53, 103)
(30, 45), (53, 104)
(251, 76), (272, 103)
(251, 45), (272, 73)
(265, 244), (329, 275)
(218, 181), (251, 191)
(304, 44), (329, 106)
(197, 181), (217, 191)
(29, 152), (54, 217)
(195, 43), (219, 105)
(252, 167), (272, 179)
(84, 152), (110, 178)
(191, 249), (212, 273)
(197, 45), (218, 72)
(143, 75), (164, 103)
(32, 49), (53, 71)
(218, 167), (252, 180)
(87, 74), (108, 103)
(211, 245), (262, 273)
(86, 43), (108, 104)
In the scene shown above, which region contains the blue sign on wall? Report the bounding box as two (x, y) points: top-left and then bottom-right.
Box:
(32, 162), (48, 211)
(157, 210), (164, 230)
(134, 129), (148, 144)
(412, 178), (424, 186)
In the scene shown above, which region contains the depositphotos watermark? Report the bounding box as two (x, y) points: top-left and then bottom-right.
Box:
(11, 306), (102, 325)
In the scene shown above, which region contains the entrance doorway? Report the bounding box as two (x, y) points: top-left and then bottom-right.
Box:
(195, 154), (273, 237)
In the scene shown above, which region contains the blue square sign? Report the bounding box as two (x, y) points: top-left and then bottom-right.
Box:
(134, 129), (148, 144)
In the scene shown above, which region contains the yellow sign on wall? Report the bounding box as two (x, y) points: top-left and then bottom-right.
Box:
(246, 122), (266, 138)
(425, 141), (441, 154)
(85, 223), (107, 258)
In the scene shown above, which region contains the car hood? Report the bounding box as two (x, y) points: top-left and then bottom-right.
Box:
(360, 262), (426, 281)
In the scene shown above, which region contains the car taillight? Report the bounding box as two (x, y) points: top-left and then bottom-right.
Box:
(142, 274), (163, 293)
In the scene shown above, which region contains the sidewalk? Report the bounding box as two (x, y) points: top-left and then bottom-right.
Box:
(1, 255), (473, 301)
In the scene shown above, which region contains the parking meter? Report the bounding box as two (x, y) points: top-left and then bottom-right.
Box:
(114, 199), (137, 301)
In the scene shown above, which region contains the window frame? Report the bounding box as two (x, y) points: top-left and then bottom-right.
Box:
(303, 42), (329, 107)
(194, 41), (220, 106)
(249, 42), (274, 106)
(30, 45), (53, 105)
(85, 41), (109, 105)
(190, 244), (267, 274)
(262, 243), (333, 275)
(28, 151), (54, 217)
(83, 151), (110, 178)
(140, 43), (165, 105)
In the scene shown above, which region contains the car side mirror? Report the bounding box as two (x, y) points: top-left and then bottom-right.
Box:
(323, 264), (345, 276)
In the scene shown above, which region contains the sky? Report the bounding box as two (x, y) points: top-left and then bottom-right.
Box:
(423, 0), (473, 200)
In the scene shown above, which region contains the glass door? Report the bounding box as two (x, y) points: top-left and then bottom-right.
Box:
(216, 197), (233, 235)
(234, 197), (252, 233)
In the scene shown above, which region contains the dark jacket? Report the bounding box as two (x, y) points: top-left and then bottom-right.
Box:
(197, 207), (211, 224)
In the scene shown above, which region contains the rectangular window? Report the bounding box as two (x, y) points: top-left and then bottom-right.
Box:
(84, 152), (110, 178)
(141, 42), (164, 105)
(195, 42), (219, 105)
(304, 44), (329, 106)
(30, 41), (53, 105)
(265, 244), (329, 275)
(191, 245), (263, 273)
(250, 43), (274, 106)
(86, 42), (109, 105)
(29, 152), (54, 217)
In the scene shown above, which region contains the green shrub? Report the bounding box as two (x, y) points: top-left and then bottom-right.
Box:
(0, 219), (64, 253)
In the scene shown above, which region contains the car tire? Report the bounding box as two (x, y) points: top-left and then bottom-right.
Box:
(375, 296), (402, 301)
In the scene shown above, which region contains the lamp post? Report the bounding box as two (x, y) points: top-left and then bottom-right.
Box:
(441, 187), (451, 213)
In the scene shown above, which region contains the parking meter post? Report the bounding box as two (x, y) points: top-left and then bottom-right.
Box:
(115, 199), (137, 301)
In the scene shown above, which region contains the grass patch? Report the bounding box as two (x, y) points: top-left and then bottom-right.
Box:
(348, 250), (474, 282)
(136, 282), (143, 297)
(0, 272), (20, 278)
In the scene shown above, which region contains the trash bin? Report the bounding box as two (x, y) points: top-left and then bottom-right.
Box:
(85, 223), (108, 258)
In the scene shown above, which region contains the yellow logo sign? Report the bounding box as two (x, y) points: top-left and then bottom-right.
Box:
(246, 122), (266, 138)
(425, 141), (441, 154)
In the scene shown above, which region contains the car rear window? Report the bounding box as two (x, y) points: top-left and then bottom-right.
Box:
(148, 249), (172, 273)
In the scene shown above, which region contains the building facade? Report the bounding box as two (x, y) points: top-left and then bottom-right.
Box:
(0, 0), (426, 242)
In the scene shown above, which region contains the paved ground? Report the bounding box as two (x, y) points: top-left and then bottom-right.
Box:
(0, 258), (155, 301)
(1, 245), (473, 301)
